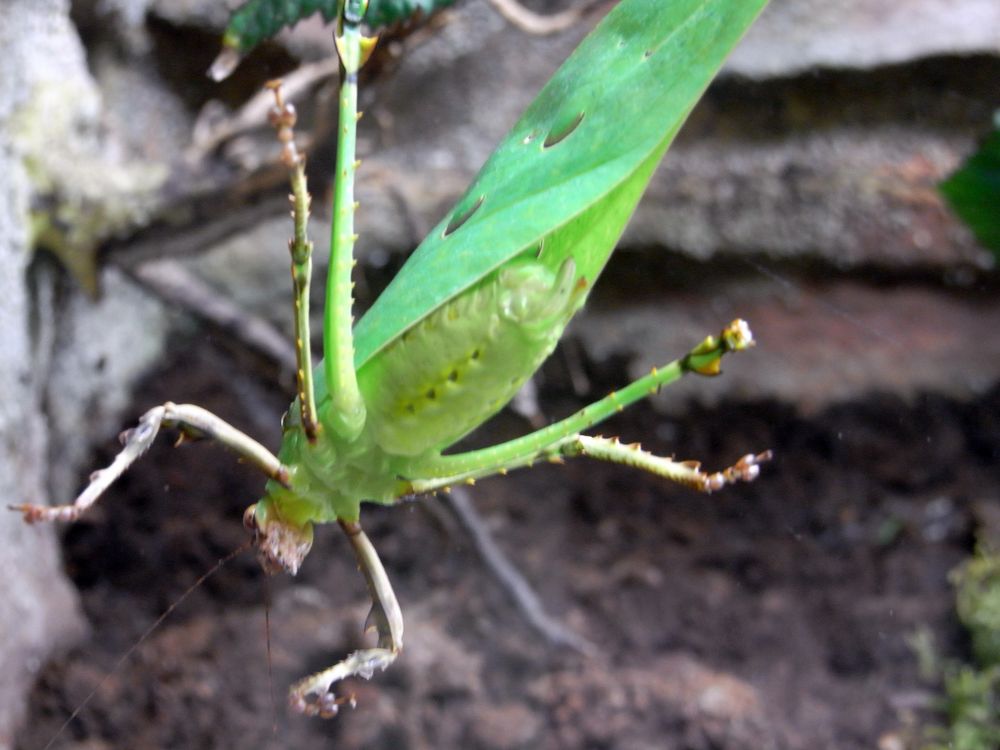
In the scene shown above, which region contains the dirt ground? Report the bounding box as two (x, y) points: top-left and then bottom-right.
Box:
(15, 327), (997, 750)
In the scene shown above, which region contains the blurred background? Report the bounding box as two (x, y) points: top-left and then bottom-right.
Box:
(2, 0), (999, 747)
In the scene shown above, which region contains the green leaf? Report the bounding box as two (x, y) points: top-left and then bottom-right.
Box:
(354, 0), (768, 368)
(365, 0), (459, 28)
(217, 0), (457, 56)
(220, 0), (339, 55)
(940, 121), (1000, 258)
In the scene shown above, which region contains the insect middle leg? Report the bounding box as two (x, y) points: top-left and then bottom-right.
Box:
(10, 402), (289, 523)
(287, 519), (404, 717)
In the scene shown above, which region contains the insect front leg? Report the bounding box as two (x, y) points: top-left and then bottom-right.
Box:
(288, 519), (404, 717)
(10, 402), (289, 524)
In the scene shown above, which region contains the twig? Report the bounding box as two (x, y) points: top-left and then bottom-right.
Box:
(445, 486), (594, 653)
(560, 335), (592, 397)
(130, 260), (298, 377)
(188, 57), (341, 164)
(486, 0), (603, 35)
(510, 376), (546, 429)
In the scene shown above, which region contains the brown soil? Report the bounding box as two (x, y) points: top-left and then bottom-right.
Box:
(16, 336), (997, 750)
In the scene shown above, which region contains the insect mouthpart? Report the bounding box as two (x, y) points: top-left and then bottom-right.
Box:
(244, 503), (314, 576)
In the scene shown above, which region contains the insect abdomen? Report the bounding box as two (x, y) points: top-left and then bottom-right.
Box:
(357, 259), (584, 457)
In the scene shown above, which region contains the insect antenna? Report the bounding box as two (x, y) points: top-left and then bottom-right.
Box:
(263, 574), (279, 738)
(739, 256), (902, 348)
(40, 540), (254, 750)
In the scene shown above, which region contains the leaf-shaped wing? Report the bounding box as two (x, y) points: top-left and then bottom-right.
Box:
(354, 0), (768, 368)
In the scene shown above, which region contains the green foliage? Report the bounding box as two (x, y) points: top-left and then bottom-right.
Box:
(222, 0), (339, 53)
(923, 544), (1000, 749)
(924, 665), (1000, 750)
(220, 0), (458, 53)
(940, 116), (1000, 258)
(953, 544), (1000, 669)
(365, 0), (459, 28)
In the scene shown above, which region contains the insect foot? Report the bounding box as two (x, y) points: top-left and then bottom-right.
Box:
(684, 319), (755, 377)
(705, 450), (774, 490)
(291, 689), (357, 719)
(288, 649), (396, 718)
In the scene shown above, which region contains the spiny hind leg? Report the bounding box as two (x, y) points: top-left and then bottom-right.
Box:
(10, 402), (289, 523)
(288, 520), (404, 718)
(557, 435), (773, 493)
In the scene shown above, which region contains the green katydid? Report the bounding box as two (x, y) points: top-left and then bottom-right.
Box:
(13, 0), (771, 718)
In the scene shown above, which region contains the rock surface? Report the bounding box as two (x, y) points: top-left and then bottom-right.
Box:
(729, 0), (1000, 77)
(0, 2), (170, 744)
(0, 2), (91, 744)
